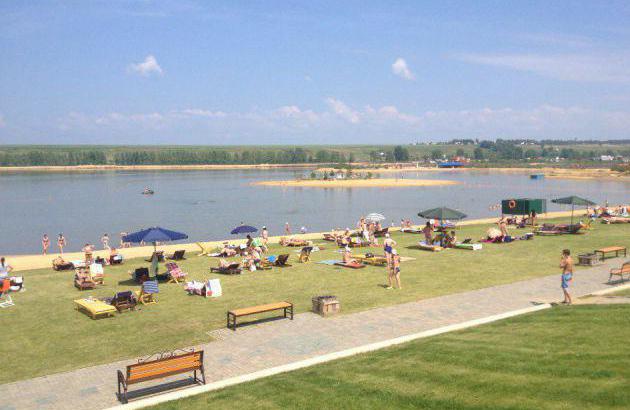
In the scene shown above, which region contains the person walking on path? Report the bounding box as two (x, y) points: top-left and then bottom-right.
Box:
(57, 233), (66, 255)
(42, 234), (50, 255)
(560, 249), (574, 304)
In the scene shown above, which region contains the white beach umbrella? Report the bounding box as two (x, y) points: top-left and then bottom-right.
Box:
(365, 213), (386, 222)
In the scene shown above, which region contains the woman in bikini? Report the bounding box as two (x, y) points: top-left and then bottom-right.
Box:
(42, 234), (50, 255)
(57, 233), (66, 255)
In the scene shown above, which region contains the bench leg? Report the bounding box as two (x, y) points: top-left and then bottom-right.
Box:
(289, 304), (294, 320)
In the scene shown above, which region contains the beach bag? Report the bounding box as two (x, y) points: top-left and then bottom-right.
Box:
(205, 279), (222, 298)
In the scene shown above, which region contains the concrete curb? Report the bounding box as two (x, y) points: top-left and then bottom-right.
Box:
(588, 282), (630, 296)
(106, 303), (551, 410)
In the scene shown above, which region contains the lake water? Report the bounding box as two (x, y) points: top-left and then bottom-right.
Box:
(1, 168), (628, 254)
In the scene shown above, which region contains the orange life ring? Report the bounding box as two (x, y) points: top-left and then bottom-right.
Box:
(508, 200), (516, 209)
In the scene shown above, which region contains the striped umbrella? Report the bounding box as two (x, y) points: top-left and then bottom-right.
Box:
(365, 213), (386, 222)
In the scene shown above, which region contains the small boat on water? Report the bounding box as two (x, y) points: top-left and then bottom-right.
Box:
(142, 188), (155, 195)
(530, 173), (545, 180)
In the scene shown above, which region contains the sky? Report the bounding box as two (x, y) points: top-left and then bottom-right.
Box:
(1, 0), (630, 145)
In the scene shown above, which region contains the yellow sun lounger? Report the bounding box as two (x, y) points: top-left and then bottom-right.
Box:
(196, 242), (213, 256)
(74, 298), (117, 319)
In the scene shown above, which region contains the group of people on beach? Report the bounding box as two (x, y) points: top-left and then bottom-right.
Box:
(41, 232), (132, 255)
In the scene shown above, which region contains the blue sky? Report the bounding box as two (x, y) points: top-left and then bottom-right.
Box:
(1, 0), (630, 144)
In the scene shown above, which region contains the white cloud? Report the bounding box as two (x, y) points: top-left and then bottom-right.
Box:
(55, 101), (630, 143)
(128, 55), (163, 76)
(391, 58), (415, 80)
(325, 97), (360, 123)
(455, 52), (630, 83)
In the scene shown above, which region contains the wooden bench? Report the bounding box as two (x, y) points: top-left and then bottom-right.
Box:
(595, 246), (627, 260)
(610, 262), (630, 283)
(227, 301), (293, 331)
(117, 350), (205, 403)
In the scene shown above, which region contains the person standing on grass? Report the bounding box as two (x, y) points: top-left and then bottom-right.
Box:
(383, 233), (396, 265)
(386, 249), (401, 290)
(0, 257), (13, 279)
(57, 233), (66, 255)
(42, 234), (50, 255)
(560, 249), (573, 304)
(422, 222), (433, 244)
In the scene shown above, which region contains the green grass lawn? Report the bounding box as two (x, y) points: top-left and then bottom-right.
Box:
(150, 304), (630, 410)
(1, 221), (629, 384)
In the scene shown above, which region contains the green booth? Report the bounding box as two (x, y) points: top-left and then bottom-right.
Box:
(501, 198), (546, 215)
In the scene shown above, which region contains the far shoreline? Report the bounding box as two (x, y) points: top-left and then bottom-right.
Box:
(0, 163), (628, 181)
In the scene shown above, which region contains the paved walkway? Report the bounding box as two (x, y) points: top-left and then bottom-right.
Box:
(0, 258), (625, 410)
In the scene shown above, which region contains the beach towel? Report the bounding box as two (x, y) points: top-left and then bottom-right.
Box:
(318, 260), (341, 265)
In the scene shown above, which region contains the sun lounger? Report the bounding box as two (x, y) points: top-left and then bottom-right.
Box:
(89, 263), (105, 285)
(145, 251), (164, 262)
(334, 261), (366, 269)
(351, 254), (388, 266)
(74, 298), (117, 319)
(167, 250), (186, 260)
(111, 291), (136, 312)
(416, 242), (443, 252)
(52, 259), (74, 271)
(210, 263), (242, 275)
(196, 242), (213, 256)
(401, 228), (423, 234)
(454, 242), (482, 251)
(374, 228), (389, 237)
(131, 267), (150, 284)
(165, 262), (188, 283)
(135, 280), (159, 304)
(75, 269), (96, 290)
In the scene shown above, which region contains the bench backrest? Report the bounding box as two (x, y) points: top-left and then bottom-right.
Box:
(127, 351), (203, 383)
(622, 263), (630, 272)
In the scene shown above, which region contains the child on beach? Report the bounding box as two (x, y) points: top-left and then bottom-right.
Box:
(386, 249), (401, 290)
(560, 249), (573, 304)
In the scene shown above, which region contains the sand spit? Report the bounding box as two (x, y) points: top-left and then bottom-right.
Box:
(253, 178), (460, 188)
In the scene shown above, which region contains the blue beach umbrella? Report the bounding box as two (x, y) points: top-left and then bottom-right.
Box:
(123, 227), (188, 250)
(230, 225), (258, 235)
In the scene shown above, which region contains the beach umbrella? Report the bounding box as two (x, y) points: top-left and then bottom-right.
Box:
(418, 207), (467, 221)
(551, 196), (596, 225)
(365, 213), (386, 222)
(123, 227), (188, 251)
(230, 225), (258, 235)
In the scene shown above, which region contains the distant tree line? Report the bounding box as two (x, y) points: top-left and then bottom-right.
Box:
(0, 147), (354, 166)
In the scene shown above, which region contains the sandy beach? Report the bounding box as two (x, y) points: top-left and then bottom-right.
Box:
(5, 210), (588, 272)
(253, 178), (460, 188)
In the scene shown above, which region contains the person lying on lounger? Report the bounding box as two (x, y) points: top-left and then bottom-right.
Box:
(220, 243), (237, 257)
(343, 247), (359, 264)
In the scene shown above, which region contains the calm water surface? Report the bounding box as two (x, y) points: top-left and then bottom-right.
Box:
(1, 168), (628, 254)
